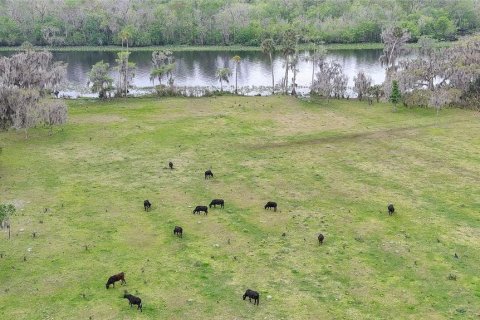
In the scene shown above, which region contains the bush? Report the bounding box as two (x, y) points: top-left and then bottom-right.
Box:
(402, 89), (432, 108)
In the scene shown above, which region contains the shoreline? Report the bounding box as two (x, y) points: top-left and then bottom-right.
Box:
(0, 42), (454, 53)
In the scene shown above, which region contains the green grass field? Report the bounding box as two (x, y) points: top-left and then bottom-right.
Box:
(0, 96), (479, 319)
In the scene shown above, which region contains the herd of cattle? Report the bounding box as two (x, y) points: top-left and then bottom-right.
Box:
(106, 164), (396, 312)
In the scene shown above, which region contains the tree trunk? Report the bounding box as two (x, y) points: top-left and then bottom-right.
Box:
(270, 53), (275, 94)
(311, 49), (315, 91)
(284, 56), (289, 94)
(125, 40), (129, 99)
(292, 65), (297, 96)
(235, 65), (238, 94)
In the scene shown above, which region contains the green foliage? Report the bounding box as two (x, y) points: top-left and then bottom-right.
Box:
(87, 61), (114, 99)
(0, 0), (478, 47)
(0, 17), (23, 45)
(402, 89), (432, 108)
(0, 204), (15, 224)
(389, 80), (401, 110)
(215, 67), (232, 91)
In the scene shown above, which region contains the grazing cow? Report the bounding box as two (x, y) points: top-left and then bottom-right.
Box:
(169, 162), (173, 170)
(174, 226), (183, 238)
(124, 293), (142, 312)
(264, 201), (277, 212)
(318, 233), (324, 245)
(209, 199), (224, 209)
(193, 206), (208, 215)
(144, 200), (152, 212)
(205, 170), (214, 179)
(388, 204), (395, 215)
(106, 272), (126, 289)
(243, 289), (259, 306)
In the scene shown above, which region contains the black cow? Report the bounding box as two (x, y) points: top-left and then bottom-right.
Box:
(205, 170), (214, 179)
(264, 201), (277, 212)
(243, 289), (259, 305)
(169, 162), (174, 170)
(174, 226), (183, 238)
(144, 200), (152, 211)
(209, 199), (224, 209)
(124, 293), (142, 312)
(193, 206), (208, 215)
(318, 233), (324, 245)
(106, 272), (126, 289)
(388, 204), (395, 215)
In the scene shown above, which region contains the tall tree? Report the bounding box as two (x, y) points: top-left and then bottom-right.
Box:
(0, 45), (67, 136)
(353, 71), (372, 101)
(150, 50), (176, 87)
(231, 55), (241, 94)
(119, 26), (133, 97)
(389, 80), (401, 112)
(114, 51), (136, 97)
(0, 203), (15, 239)
(281, 29), (297, 94)
(87, 61), (114, 99)
(261, 38), (276, 94)
(312, 61), (348, 100)
(215, 68), (231, 92)
(379, 26), (411, 72)
(307, 43), (327, 93)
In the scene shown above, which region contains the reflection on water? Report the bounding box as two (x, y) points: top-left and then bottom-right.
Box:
(2, 49), (389, 97)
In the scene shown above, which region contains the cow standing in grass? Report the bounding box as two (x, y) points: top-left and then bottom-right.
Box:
(174, 226), (183, 238)
(124, 293), (142, 312)
(106, 272), (126, 289)
(144, 200), (152, 211)
(243, 289), (259, 305)
(209, 199), (224, 209)
(193, 206), (208, 215)
(388, 204), (395, 215)
(264, 201), (277, 212)
(169, 162), (173, 170)
(318, 233), (324, 245)
(205, 170), (214, 179)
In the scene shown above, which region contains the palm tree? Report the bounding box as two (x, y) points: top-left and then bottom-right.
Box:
(150, 66), (166, 86)
(261, 39), (276, 94)
(281, 29), (297, 94)
(216, 68), (232, 92)
(231, 55), (241, 94)
(151, 50), (176, 87)
(305, 41), (327, 93)
(119, 27), (132, 97)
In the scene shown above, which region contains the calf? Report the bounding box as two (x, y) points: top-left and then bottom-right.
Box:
(193, 206), (208, 215)
(205, 170), (214, 179)
(174, 226), (183, 238)
(388, 204), (395, 215)
(169, 162), (173, 170)
(209, 199), (224, 209)
(318, 233), (324, 245)
(144, 200), (152, 212)
(243, 289), (259, 306)
(264, 201), (277, 212)
(124, 293), (142, 312)
(105, 272), (126, 289)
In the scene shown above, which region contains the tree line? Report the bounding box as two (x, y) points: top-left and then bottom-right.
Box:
(0, 0), (479, 47)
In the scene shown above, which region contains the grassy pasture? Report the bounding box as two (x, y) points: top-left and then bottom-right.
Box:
(0, 96), (479, 319)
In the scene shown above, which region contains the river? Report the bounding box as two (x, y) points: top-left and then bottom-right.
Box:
(2, 49), (388, 97)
